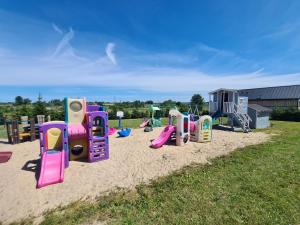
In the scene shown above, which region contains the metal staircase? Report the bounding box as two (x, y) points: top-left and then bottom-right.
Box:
(232, 103), (252, 133)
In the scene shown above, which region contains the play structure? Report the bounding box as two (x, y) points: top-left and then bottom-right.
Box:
(139, 105), (162, 128)
(37, 98), (109, 188)
(188, 105), (200, 121)
(151, 108), (190, 148)
(37, 122), (68, 188)
(190, 115), (212, 142)
(5, 118), (36, 144)
(151, 108), (212, 148)
(5, 114), (50, 144)
(209, 88), (252, 132)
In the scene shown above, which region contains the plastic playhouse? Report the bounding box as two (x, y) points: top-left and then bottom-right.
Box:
(37, 98), (109, 188)
(139, 105), (162, 128)
(151, 108), (212, 148)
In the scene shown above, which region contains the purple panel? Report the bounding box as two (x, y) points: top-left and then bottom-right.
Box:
(86, 111), (109, 162)
(87, 105), (100, 112)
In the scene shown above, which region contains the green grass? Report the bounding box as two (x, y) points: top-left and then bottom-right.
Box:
(0, 125), (6, 139)
(16, 121), (299, 225)
(109, 118), (169, 129)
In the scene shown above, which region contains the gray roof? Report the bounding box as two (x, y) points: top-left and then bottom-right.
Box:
(209, 88), (238, 94)
(238, 85), (300, 100)
(248, 104), (273, 112)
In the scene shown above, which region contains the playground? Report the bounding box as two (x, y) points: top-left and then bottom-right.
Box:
(0, 126), (269, 223)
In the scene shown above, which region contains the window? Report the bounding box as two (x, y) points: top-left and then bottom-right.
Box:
(70, 101), (82, 112)
(184, 117), (189, 133)
(93, 116), (105, 137)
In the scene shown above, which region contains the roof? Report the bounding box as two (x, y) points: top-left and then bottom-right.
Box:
(248, 104), (273, 113)
(238, 85), (300, 100)
(209, 88), (238, 94)
(150, 105), (160, 111)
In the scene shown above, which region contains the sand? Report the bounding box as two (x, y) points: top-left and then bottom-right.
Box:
(0, 128), (269, 224)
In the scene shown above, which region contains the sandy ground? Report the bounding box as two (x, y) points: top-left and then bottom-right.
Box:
(0, 128), (269, 224)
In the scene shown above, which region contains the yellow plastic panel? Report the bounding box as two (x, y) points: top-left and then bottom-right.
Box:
(47, 128), (62, 150)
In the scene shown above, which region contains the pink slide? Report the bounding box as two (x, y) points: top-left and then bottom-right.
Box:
(37, 151), (65, 188)
(139, 119), (150, 128)
(151, 125), (176, 148)
(108, 127), (117, 135)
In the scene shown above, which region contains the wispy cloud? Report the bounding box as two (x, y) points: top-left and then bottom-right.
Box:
(51, 27), (74, 58)
(52, 23), (63, 35)
(105, 42), (117, 65)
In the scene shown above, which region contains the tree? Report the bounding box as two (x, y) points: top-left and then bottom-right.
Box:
(33, 94), (47, 116)
(23, 98), (32, 105)
(145, 100), (154, 105)
(48, 99), (63, 106)
(15, 96), (23, 105)
(191, 94), (205, 110)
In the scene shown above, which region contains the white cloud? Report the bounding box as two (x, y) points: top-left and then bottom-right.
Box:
(52, 23), (63, 35)
(105, 42), (117, 65)
(51, 27), (74, 58)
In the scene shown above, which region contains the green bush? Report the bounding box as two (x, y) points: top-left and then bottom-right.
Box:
(271, 108), (300, 122)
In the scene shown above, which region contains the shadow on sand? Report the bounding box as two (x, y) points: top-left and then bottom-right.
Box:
(22, 159), (40, 181)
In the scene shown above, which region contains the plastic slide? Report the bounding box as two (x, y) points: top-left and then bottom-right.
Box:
(151, 125), (176, 148)
(139, 119), (150, 128)
(108, 127), (117, 135)
(37, 150), (65, 188)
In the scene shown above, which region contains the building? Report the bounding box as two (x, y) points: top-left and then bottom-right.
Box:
(238, 85), (300, 110)
(248, 104), (272, 129)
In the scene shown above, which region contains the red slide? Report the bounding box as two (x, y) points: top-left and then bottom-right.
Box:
(151, 125), (176, 148)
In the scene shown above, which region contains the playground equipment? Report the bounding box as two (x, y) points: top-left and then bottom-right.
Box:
(108, 127), (117, 135)
(37, 122), (68, 188)
(37, 97), (109, 188)
(117, 111), (124, 129)
(190, 115), (212, 142)
(5, 118), (36, 144)
(0, 152), (12, 163)
(150, 105), (162, 127)
(188, 105), (200, 121)
(209, 88), (252, 132)
(151, 108), (190, 148)
(139, 118), (150, 128)
(139, 105), (162, 128)
(118, 128), (132, 137)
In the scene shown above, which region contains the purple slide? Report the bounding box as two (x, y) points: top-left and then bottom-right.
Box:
(37, 151), (65, 188)
(151, 125), (176, 148)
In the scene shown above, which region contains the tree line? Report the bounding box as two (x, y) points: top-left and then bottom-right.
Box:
(0, 94), (206, 124)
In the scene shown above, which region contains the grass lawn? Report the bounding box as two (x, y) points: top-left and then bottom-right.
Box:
(14, 121), (298, 225)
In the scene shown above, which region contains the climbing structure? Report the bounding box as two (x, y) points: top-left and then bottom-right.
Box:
(86, 111), (109, 162)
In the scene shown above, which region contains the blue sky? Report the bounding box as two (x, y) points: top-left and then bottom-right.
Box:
(1, 0), (300, 102)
